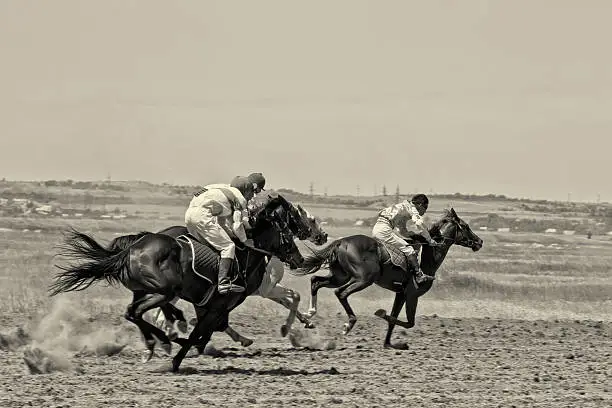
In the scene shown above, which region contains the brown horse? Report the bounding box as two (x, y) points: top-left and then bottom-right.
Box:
(288, 208), (483, 348)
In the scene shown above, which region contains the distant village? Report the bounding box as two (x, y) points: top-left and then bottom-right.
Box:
(0, 180), (610, 237)
(0, 197), (128, 220)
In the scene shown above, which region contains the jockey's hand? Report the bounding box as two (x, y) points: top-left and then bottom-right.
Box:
(244, 238), (255, 248)
(428, 240), (441, 247)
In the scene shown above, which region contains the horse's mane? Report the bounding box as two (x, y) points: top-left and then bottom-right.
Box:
(429, 209), (456, 237)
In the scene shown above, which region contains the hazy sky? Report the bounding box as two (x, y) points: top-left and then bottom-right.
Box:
(1, 1), (610, 201)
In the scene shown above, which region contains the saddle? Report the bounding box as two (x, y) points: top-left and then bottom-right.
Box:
(175, 233), (247, 306)
(375, 238), (409, 272)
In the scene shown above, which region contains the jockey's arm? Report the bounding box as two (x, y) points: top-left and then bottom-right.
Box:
(411, 214), (435, 244)
(399, 201), (435, 244)
(231, 209), (249, 243)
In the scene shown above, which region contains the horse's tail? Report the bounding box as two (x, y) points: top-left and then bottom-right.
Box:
(288, 239), (343, 276)
(107, 231), (150, 252)
(49, 228), (136, 296)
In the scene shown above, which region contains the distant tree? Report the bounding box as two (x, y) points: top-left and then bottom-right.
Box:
(382, 185), (387, 196)
(395, 185), (400, 203)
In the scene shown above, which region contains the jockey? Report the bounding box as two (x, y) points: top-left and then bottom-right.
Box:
(184, 177), (255, 295)
(372, 193), (437, 284)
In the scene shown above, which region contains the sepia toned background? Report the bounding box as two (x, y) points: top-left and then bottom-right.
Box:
(1, 1), (610, 201)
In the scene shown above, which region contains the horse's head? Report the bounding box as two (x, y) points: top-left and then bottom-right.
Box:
(296, 204), (328, 245)
(261, 194), (313, 241)
(250, 197), (304, 269)
(434, 208), (483, 252)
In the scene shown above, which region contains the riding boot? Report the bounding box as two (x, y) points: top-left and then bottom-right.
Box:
(218, 257), (245, 295)
(406, 253), (435, 284)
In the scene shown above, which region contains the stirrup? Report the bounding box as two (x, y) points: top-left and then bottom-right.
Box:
(218, 283), (245, 294)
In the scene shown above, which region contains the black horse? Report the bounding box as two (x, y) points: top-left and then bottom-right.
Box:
(289, 208), (483, 348)
(105, 195), (318, 348)
(49, 196), (305, 371)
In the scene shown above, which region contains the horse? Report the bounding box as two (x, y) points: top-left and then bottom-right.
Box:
(287, 208), (483, 348)
(152, 202), (328, 346)
(49, 196), (305, 372)
(105, 197), (328, 349)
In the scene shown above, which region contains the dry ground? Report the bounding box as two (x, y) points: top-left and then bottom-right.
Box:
(0, 224), (611, 407)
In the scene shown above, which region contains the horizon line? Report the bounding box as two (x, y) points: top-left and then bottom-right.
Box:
(0, 178), (607, 205)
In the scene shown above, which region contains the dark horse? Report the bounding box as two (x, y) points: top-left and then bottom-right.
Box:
(288, 208), (483, 348)
(49, 196), (305, 372)
(105, 195), (320, 348)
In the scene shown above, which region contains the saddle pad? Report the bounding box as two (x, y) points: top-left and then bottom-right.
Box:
(176, 234), (219, 283)
(374, 238), (408, 272)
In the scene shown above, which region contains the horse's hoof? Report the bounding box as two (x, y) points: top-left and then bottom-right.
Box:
(342, 323), (352, 336)
(304, 321), (315, 329)
(374, 309), (387, 319)
(280, 325), (289, 337)
(241, 338), (254, 347)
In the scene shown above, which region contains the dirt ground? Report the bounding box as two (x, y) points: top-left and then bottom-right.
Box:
(1, 309), (610, 408)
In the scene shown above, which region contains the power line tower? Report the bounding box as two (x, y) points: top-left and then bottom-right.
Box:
(309, 182), (314, 198)
(382, 185), (387, 196)
(395, 185), (400, 203)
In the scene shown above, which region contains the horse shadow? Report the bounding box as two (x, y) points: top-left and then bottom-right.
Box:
(160, 365), (340, 376)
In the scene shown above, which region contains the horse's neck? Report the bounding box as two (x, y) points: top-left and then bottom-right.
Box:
(420, 236), (452, 275)
(242, 249), (268, 294)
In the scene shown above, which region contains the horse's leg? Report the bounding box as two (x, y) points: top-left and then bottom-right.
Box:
(153, 297), (184, 335)
(334, 279), (372, 335)
(296, 311), (315, 329)
(306, 271), (343, 318)
(375, 292), (409, 350)
(158, 299), (188, 337)
(125, 292), (175, 361)
(172, 307), (221, 373)
(224, 325), (254, 347)
(263, 284), (302, 337)
(125, 291), (156, 353)
(375, 294), (419, 331)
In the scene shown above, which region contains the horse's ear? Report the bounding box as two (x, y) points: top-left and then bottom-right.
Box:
(450, 207), (459, 219)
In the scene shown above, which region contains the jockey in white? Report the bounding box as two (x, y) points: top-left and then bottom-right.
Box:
(372, 193), (437, 284)
(184, 176), (255, 294)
